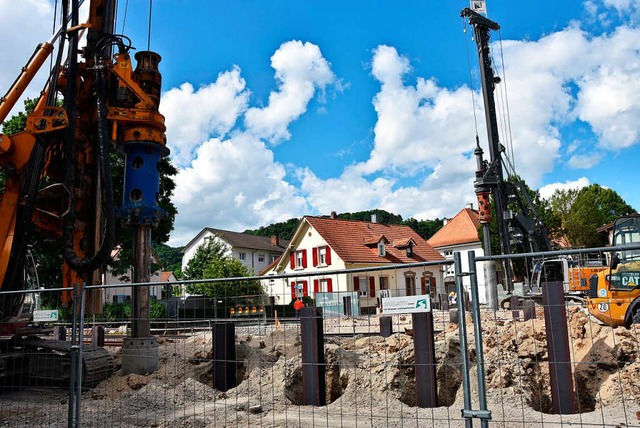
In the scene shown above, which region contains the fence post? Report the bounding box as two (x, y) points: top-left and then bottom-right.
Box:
(542, 280), (577, 414)
(301, 306), (326, 406)
(467, 251), (492, 427)
(91, 326), (105, 347)
(454, 252), (473, 428)
(413, 311), (438, 407)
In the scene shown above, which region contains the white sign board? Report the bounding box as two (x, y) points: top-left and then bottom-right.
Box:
(470, 0), (486, 13)
(33, 310), (59, 323)
(381, 295), (431, 315)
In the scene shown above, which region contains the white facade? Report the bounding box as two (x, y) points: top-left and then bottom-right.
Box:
(181, 230), (282, 275)
(436, 242), (487, 304)
(265, 220), (443, 310)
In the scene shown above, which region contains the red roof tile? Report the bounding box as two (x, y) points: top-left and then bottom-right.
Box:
(305, 217), (444, 264)
(427, 208), (481, 248)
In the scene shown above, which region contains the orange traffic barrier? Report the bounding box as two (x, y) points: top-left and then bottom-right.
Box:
(251, 306), (257, 313)
(237, 307), (243, 315)
(244, 306), (249, 314)
(259, 305), (264, 313)
(230, 308), (235, 315)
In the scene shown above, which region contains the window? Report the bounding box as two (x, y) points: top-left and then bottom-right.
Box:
(378, 242), (386, 256)
(239, 252), (246, 261)
(319, 247), (327, 265)
(405, 273), (416, 296)
(379, 276), (389, 290)
(289, 250), (307, 269)
(320, 279), (329, 293)
(359, 277), (368, 297)
(258, 254), (265, 263)
(406, 245), (413, 257)
(271, 254), (277, 263)
(444, 250), (453, 257)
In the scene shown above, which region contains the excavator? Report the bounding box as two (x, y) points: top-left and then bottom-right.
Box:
(0, 0), (167, 385)
(587, 214), (640, 328)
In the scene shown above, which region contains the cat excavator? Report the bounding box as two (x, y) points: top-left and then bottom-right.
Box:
(0, 0), (167, 385)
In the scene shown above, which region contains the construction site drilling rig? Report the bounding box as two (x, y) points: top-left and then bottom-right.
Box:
(0, 0), (167, 383)
(461, 7), (608, 308)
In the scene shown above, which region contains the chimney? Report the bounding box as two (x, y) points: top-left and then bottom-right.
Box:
(467, 203), (474, 210)
(371, 213), (378, 223)
(330, 211), (337, 219)
(271, 235), (279, 246)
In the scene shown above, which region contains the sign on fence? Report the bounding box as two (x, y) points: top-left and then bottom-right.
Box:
(316, 291), (360, 317)
(33, 310), (59, 322)
(381, 295), (431, 315)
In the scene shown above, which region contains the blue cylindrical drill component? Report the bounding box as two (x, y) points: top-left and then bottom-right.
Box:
(120, 141), (168, 226)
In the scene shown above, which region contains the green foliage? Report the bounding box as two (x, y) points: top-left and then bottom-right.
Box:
(337, 209), (404, 224)
(565, 184), (636, 248)
(244, 217), (301, 240)
(244, 209), (443, 241)
(99, 300), (166, 321)
(153, 243), (183, 277)
(184, 240), (263, 301)
(1, 98), (37, 135)
(403, 217), (444, 240)
(183, 239), (228, 280)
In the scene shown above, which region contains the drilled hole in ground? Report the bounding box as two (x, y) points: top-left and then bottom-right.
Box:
(284, 362), (347, 405)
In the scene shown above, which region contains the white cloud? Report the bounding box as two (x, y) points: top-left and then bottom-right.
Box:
(567, 152), (602, 168)
(0, 0), (53, 119)
(162, 68), (250, 166)
(167, 41), (334, 245)
(539, 177), (590, 200)
(244, 40), (335, 144)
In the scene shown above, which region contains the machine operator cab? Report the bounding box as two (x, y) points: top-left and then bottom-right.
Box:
(587, 214), (640, 328)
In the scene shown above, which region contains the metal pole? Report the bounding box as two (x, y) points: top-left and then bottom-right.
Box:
(68, 283), (78, 428)
(132, 225), (151, 338)
(454, 252), (473, 428)
(75, 283), (86, 428)
(468, 251), (492, 427)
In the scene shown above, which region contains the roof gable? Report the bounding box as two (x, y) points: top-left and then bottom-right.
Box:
(427, 208), (481, 248)
(184, 227), (290, 254)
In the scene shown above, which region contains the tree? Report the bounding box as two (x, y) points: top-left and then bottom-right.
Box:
(403, 217), (444, 240)
(182, 239), (228, 280)
(565, 184), (636, 248)
(153, 243), (184, 277)
(183, 239), (264, 303)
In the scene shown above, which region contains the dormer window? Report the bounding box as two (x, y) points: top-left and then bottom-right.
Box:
(378, 241), (386, 256)
(406, 244), (413, 257)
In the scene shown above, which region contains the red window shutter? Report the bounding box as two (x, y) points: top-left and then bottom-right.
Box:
(421, 277), (426, 295)
(369, 277), (375, 297)
(291, 283), (296, 300)
(302, 250), (307, 268)
(327, 278), (333, 292)
(302, 280), (308, 297)
(353, 276), (359, 291)
(312, 248), (318, 267)
(313, 279), (319, 293)
(289, 252), (295, 269)
(325, 246), (331, 265)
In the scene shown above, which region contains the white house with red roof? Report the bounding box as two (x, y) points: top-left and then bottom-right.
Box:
(261, 214), (446, 313)
(427, 207), (488, 303)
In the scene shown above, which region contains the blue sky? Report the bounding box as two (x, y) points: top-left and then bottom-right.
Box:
(2, 0), (640, 246)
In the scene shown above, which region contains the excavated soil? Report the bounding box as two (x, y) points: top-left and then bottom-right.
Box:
(0, 309), (639, 427)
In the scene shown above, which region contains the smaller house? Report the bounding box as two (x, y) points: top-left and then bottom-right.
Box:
(181, 227), (290, 275)
(102, 248), (177, 304)
(427, 207), (488, 303)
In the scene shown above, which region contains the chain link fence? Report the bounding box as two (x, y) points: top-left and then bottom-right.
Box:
(0, 247), (639, 427)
